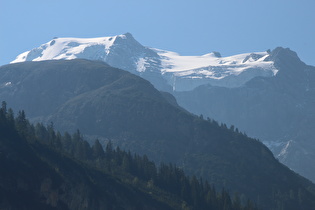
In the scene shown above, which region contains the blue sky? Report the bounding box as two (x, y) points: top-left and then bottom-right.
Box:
(1, 0), (314, 66)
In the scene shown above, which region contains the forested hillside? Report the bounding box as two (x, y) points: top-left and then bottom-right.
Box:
(1, 60), (315, 209)
(0, 103), (257, 210)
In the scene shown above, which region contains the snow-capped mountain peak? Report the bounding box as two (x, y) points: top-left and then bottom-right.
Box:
(12, 33), (134, 63)
(11, 33), (278, 91)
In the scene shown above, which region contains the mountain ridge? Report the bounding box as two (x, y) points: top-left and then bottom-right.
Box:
(11, 33), (279, 91)
(1, 59), (315, 209)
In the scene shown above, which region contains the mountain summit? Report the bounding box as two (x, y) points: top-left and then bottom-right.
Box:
(12, 33), (278, 91)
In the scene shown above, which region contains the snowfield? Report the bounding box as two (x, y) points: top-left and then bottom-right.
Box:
(11, 33), (278, 91)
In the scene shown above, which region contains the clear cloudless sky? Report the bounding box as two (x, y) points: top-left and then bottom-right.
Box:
(0, 0), (314, 66)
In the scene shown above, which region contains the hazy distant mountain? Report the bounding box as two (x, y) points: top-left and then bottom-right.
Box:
(174, 47), (315, 182)
(1, 59), (315, 209)
(10, 34), (315, 183)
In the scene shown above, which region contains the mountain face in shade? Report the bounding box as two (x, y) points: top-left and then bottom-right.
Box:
(174, 47), (315, 182)
(1, 59), (315, 210)
(11, 33), (277, 91)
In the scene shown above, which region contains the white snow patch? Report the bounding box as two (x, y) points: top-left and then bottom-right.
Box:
(278, 140), (293, 157)
(13, 51), (31, 63)
(136, 57), (147, 72)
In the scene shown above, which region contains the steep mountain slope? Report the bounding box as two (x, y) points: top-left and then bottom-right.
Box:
(11, 33), (277, 91)
(0, 105), (259, 210)
(174, 47), (315, 182)
(0, 110), (175, 210)
(0, 60), (315, 209)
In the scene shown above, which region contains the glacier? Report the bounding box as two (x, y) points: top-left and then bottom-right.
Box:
(11, 33), (278, 91)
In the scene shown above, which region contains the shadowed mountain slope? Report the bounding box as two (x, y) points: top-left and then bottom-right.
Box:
(174, 47), (315, 182)
(0, 59), (315, 209)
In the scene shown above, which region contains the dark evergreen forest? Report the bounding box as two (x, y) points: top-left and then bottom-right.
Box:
(0, 103), (258, 210)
